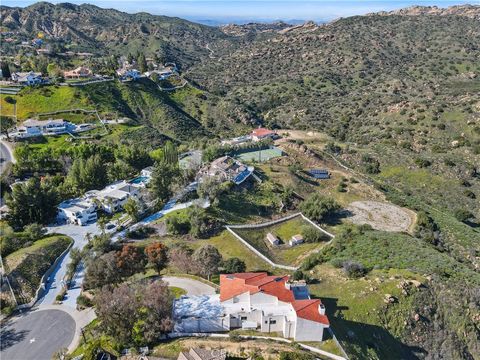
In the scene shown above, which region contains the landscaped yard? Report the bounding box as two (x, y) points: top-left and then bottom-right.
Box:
(231, 215), (329, 266)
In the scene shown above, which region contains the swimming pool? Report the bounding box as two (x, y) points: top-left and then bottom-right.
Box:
(130, 176), (148, 184)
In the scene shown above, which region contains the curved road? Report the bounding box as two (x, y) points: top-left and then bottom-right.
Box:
(163, 276), (216, 296)
(0, 140), (15, 174)
(0, 309), (75, 360)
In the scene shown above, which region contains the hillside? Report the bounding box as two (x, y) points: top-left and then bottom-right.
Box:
(0, 2), (231, 67)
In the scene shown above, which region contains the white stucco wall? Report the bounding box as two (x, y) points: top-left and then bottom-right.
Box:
(294, 317), (326, 342)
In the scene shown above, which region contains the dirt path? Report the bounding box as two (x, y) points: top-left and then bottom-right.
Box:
(345, 201), (416, 233)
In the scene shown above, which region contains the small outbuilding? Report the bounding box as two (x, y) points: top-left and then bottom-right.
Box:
(266, 232), (280, 246)
(289, 234), (304, 247)
(308, 169), (330, 179)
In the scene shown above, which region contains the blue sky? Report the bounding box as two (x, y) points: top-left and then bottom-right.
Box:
(2, 0), (478, 23)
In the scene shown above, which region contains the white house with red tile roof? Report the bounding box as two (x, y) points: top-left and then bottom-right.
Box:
(251, 128), (277, 141)
(173, 272), (329, 341)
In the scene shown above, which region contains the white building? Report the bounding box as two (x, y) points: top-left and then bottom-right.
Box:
(141, 166), (154, 179)
(11, 71), (43, 85)
(95, 181), (141, 214)
(202, 156), (254, 185)
(267, 232), (280, 246)
(289, 234), (304, 247)
(57, 198), (97, 226)
(13, 119), (75, 138)
(173, 272), (329, 341)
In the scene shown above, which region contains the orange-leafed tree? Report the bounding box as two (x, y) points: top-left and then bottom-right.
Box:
(116, 244), (147, 279)
(145, 243), (168, 275)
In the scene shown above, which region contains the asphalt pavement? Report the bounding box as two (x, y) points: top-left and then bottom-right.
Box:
(163, 276), (216, 296)
(0, 309), (75, 360)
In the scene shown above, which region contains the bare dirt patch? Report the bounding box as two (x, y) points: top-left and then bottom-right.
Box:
(346, 201), (416, 233)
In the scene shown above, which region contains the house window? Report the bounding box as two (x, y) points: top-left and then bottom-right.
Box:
(265, 321), (268, 324)
(269, 320), (277, 324)
(241, 316), (247, 321)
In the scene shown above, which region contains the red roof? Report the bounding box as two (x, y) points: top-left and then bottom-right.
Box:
(251, 128), (275, 137)
(220, 273), (329, 325)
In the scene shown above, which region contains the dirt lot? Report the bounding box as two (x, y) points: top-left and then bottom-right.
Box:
(345, 201), (416, 233)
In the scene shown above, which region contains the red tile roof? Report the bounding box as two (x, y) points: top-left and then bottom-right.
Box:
(220, 273), (329, 325)
(292, 300), (330, 326)
(251, 128), (275, 137)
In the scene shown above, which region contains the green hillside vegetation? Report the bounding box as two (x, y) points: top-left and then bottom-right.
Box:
(4, 235), (72, 304)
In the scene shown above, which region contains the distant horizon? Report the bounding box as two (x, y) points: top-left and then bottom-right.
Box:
(2, 0), (478, 24)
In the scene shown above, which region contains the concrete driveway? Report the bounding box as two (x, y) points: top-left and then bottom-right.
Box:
(162, 276), (216, 296)
(0, 309), (75, 360)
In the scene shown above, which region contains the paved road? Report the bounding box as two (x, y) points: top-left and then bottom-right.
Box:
(0, 309), (75, 360)
(163, 276), (216, 296)
(0, 140), (15, 174)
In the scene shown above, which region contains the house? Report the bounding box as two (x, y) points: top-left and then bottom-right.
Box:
(203, 156), (254, 185)
(267, 232), (280, 246)
(308, 169), (330, 179)
(95, 181), (141, 214)
(173, 272), (329, 341)
(57, 198), (97, 226)
(145, 67), (174, 80)
(289, 234), (304, 247)
(64, 66), (93, 79)
(11, 71), (43, 85)
(251, 128), (277, 142)
(117, 68), (141, 80)
(13, 119), (75, 138)
(220, 135), (252, 146)
(177, 348), (226, 360)
(141, 166), (154, 178)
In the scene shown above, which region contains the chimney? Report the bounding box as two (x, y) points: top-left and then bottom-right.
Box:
(285, 282), (291, 290)
(319, 303), (326, 315)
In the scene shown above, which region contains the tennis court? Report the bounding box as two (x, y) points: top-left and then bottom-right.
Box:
(234, 147), (283, 163)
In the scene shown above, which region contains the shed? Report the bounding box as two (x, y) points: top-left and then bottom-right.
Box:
(308, 169), (330, 179)
(266, 232), (280, 246)
(289, 234), (304, 247)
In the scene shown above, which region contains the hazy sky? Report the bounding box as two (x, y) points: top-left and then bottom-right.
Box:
(2, 0), (478, 22)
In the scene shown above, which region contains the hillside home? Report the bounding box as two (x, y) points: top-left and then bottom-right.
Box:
(11, 71), (43, 85)
(308, 169), (330, 179)
(203, 156), (254, 185)
(95, 181), (141, 214)
(117, 68), (141, 80)
(13, 119), (75, 138)
(173, 272), (329, 341)
(220, 135), (252, 146)
(64, 66), (93, 79)
(267, 232), (280, 246)
(289, 234), (304, 247)
(251, 128), (277, 142)
(57, 198), (97, 226)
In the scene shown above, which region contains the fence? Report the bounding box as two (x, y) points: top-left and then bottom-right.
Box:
(226, 213), (335, 271)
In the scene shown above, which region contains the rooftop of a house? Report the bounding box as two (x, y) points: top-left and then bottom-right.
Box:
(251, 128), (275, 137)
(22, 119), (66, 127)
(58, 198), (95, 212)
(173, 294), (223, 320)
(96, 181), (139, 200)
(220, 272), (329, 326)
(64, 66), (92, 74)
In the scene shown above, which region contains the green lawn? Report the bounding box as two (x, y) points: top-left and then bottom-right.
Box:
(0, 86), (93, 120)
(232, 216), (328, 266)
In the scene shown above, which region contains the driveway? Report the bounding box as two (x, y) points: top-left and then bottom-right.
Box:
(0, 309), (75, 360)
(162, 276), (216, 296)
(38, 222), (100, 307)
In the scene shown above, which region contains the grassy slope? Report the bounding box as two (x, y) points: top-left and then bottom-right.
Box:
(4, 235), (72, 303)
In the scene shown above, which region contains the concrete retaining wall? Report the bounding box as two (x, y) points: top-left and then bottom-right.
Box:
(16, 239), (73, 310)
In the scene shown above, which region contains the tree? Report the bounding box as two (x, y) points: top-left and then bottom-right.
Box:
(116, 245), (147, 279)
(137, 53), (147, 73)
(91, 232), (111, 253)
(6, 177), (58, 228)
(95, 281), (172, 346)
(168, 244), (195, 273)
(300, 193), (340, 223)
(66, 154), (109, 194)
(84, 252), (121, 289)
(124, 198), (140, 222)
(0, 116), (15, 140)
(197, 177), (223, 205)
(95, 283), (140, 344)
(193, 245), (222, 280)
(1, 62), (11, 79)
(301, 226), (328, 243)
(150, 162), (180, 203)
(165, 214), (191, 235)
(454, 209), (473, 223)
(342, 260), (366, 279)
(145, 243), (168, 275)
(160, 141), (178, 165)
(187, 205), (215, 238)
(23, 223), (46, 241)
(223, 257), (246, 273)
